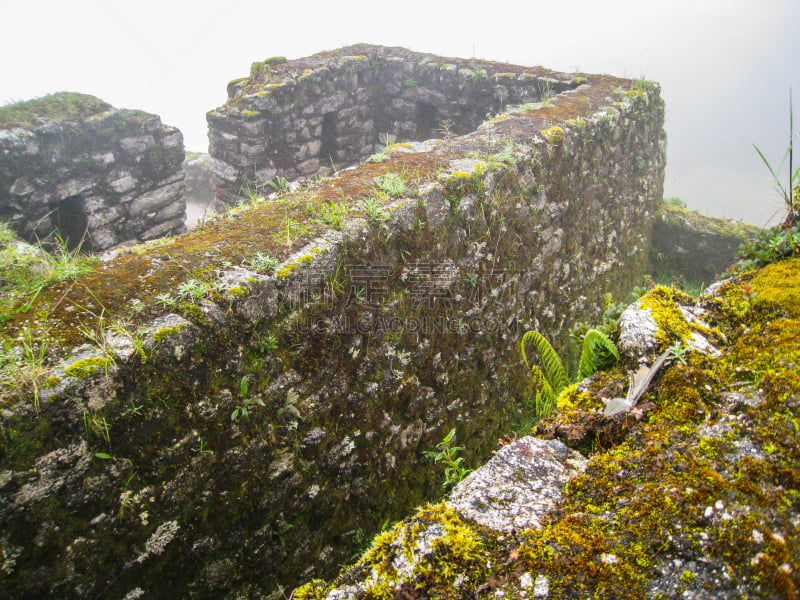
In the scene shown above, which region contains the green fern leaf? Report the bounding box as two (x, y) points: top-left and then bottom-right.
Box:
(521, 330), (569, 398)
(528, 365), (557, 418)
(577, 329), (621, 380)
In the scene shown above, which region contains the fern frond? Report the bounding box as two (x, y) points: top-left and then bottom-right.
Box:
(577, 328), (621, 380)
(528, 365), (557, 418)
(520, 330), (568, 396)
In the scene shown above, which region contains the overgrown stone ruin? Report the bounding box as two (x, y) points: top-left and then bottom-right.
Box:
(0, 47), (667, 599)
(0, 92), (185, 252)
(207, 44), (585, 205)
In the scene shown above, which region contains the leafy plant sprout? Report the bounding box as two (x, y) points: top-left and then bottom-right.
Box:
(753, 87), (799, 225)
(423, 428), (472, 489)
(231, 375), (265, 422)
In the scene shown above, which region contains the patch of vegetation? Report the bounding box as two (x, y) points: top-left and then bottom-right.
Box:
(730, 224), (800, 273)
(0, 224), (99, 325)
(372, 173), (407, 197)
(0, 92), (111, 129)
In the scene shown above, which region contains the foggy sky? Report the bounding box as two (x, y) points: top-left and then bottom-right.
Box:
(2, 0), (798, 226)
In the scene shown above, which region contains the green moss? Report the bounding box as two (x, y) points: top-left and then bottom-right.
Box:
(64, 356), (111, 379)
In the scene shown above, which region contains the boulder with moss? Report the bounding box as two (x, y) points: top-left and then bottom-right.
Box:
(296, 259), (800, 599)
(0, 92), (185, 252)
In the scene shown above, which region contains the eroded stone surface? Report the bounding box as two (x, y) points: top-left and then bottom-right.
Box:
(447, 437), (587, 531)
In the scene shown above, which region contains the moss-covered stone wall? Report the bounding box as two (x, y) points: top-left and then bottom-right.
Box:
(0, 50), (665, 599)
(0, 92), (185, 252)
(207, 44), (584, 205)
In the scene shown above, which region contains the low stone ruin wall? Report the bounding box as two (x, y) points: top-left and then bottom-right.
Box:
(0, 93), (185, 252)
(208, 44), (584, 205)
(650, 202), (761, 283)
(0, 50), (665, 599)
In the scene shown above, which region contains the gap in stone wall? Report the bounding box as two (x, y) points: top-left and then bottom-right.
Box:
(53, 196), (89, 251)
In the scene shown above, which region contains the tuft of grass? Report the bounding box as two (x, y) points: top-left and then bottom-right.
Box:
(753, 88), (799, 225)
(0, 224), (99, 324)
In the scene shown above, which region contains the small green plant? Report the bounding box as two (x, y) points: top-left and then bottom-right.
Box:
(367, 151), (387, 163)
(538, 78), (553, 102)
(245, 252), (279, 272)
(177, 278), (210, 300)
(252, 332), (279, 353)
(489, 140), (516, 164)
(267, 176), (291, 194)
(373, 173), (407, 197)
(277, 388), (302, 426)
(0, 224), (99, 323)
(358, 197), (389, 223)
(520, 331), (569, 418)
(753, 88), (799, 225)
(311, 201), (351, 229)
(423, 428), (472, 489)
(277, 207), (310, 248)
(576, 329), (621, 381)
(569, 293), (626, 341)
(0, 328), (50, 410)
(83, 411), (111, 445)
(230, 375), (265, 422)
(155, 292), (177, 308)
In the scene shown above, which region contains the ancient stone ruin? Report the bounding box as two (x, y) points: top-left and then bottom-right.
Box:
(0, 47), (666, 599)
(208, 44), (584, 204)
(0, 92), (185, 252)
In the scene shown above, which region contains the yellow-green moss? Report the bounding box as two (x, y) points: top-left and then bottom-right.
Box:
(151, 324), (187, 343)
(64, 356), (112, 379)
(749, 258), (800, 318)
(226, 285), (249, 297)
(540, 126), (565, 144)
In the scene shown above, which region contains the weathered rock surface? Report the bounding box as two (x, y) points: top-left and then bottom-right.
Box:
(296, 259), (800, 599)
(0, 92), (185, 251)
(447, 437), (587, 532)
(0, 49), (665, 599)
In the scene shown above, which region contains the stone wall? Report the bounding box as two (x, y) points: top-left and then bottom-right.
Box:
(0, 92), (185, 252)
(0, 50), (665, 599)
(208, 45), (583, 205)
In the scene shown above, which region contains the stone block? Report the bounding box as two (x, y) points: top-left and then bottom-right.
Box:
(120, 135), (156, 155)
